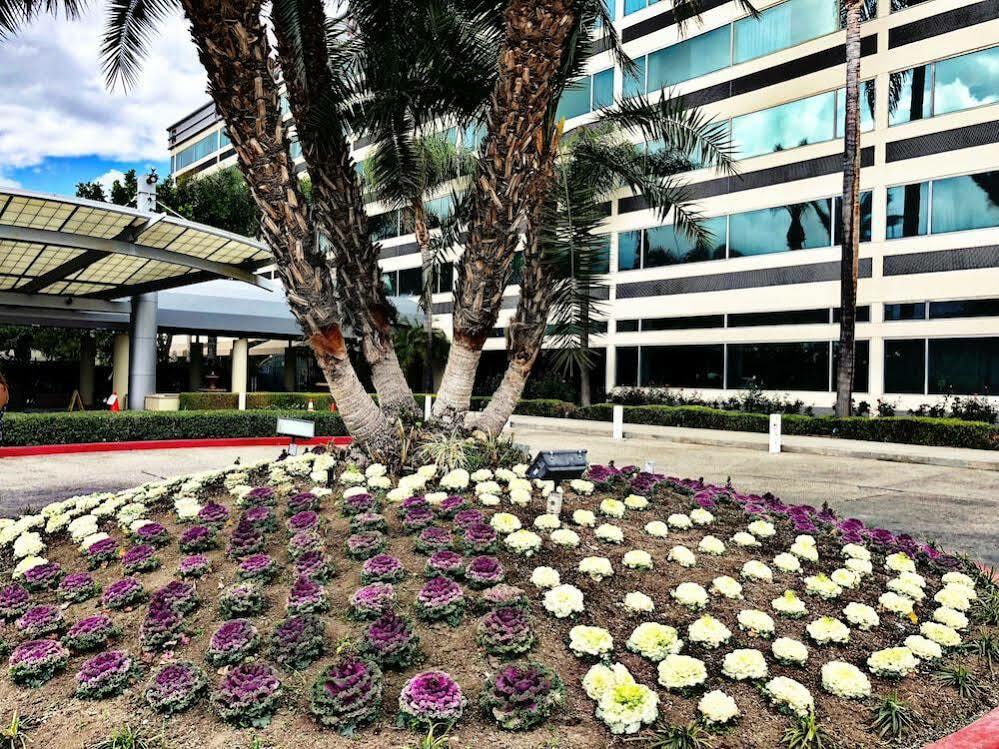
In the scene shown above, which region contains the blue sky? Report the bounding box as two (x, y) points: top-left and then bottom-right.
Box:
(0, 4), (207, 198)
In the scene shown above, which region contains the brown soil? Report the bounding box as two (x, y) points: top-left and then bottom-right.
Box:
(0, 463), (996, 749)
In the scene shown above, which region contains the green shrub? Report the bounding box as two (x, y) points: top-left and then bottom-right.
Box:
(2, 410), (346, 447)
(178, 392), (335, 411)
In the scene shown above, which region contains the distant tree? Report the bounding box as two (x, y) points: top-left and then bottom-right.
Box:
(74, 181), (107, 202)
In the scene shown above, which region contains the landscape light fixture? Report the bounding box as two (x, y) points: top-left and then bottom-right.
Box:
(525, 450), (588, 481)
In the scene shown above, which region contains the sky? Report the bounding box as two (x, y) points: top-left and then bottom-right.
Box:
(0, 3), (209, 197)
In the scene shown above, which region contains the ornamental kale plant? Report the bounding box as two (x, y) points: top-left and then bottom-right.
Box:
(350, 512), (387, 534)
(8, 639), (70, 686)
(58, 572), (100, 604)
(294, 551), (333, 582)
(476, 606), (536, 658)
(177, 554), (211, 579)
(416, 526), (452, 555)
(425, 550), (465, 579)
(134, 521), (170, 548)
(465, 556), (505, 589)
(342, 492), (376, 517)
(363, 612), (421, 669)
(287, 491), (319, 515)
(417, 577), (465, 626)
(206, 619), (260, 666)
(122, 544), (160, 574)
(101, 577), (146, 610)
(478, 584), (529, 611)
(349, 583), (396, 620)
(22, 561), (64, 592)
(179, 525), (217, 553)
(346, 531), (386, 560)
(309, 653), (384, 735)
(62, 614), (121, 653)
(212, 662), (282, 728)
(480, 661), (564, 731)
(227, 518), (265, 558)
(75, 649), (136, 699)
(238, 553), (279, 582)
(453, 509), (485, 529)
(219, 582), (266, 618)
(0, 583), (30, 620)
(241, 486), (277, 507)
(288, 530), (325, 560)
(403, 506), (435, 534)
(85, 536), (119, 568)
(16, 605), (64, 638)
(462, 523), (498, 554)
(286, 575), (328, 615)
(398, 496), (430, 518)
(397, 670), (466, 729)
(243, 505), (277, 533)
(287, 510), (320, 534)
(153, 579), (199, 616)
(139, 600), (184, 651)
(144, 660), (208, 714)
(361, 554), (406, 584)
(436, 495), (469, 520)
(197, 500), (230, 527)
(270, 614), (324, 670)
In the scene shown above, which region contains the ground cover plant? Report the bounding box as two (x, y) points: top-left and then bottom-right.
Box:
(1, 448), (997, 748)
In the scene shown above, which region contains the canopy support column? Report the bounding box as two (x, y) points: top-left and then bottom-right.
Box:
(128, 293), (158, 410)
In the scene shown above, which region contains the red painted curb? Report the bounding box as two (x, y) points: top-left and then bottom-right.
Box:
(0, 436), (352, 458)
(925, 705), (999, 748)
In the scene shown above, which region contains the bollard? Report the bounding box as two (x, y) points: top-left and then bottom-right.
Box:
(612, 404), (624, 440)
(769, 413), (782, 454)
(238, 392), (246, 411)
(424, 395), (433, 422)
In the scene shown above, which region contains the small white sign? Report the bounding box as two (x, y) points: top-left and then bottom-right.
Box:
(612, 405), (624, 440)
(643, 459), (656, 474)
(769, 413), (782, 454)
(546, 490), (563, 517)
(276, 417), (316, 439)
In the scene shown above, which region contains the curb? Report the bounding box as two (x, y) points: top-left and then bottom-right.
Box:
(0, 436), (352, 458)
(925, 705), (999, 748)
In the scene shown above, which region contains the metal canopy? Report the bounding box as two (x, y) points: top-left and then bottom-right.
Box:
(0, 188), (273, 300)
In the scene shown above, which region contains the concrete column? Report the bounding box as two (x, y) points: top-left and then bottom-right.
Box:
(189, 340), (204, 391)
(605, 344), (616, 391)
(128, 293), (158, 410)
(112, 333), (130, 408)
(231, 338), (249, 395)
(79, 334), (96, 406)
(283, 344), (297, 392)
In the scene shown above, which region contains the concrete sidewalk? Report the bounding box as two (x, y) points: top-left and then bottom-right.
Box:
(508, 414), (999, 471)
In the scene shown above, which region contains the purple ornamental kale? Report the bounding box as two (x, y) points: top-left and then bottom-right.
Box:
(211, 662), (282, 728)
(415, 576), (465, 625)
(349, 512), (387, 534)
(152, 579), (199, 616)
(206, 619), (260, 666)
(58, 571), (100, 603)
(101, 576), (146, 609)
(122, 543), (160, 574)
(62, 614), (120, 653)
(453, 509), (485, 529)
(85, 536), (119, 568)
(415, 526), (452, 555)
(139, 600), (184, 651)
(397, 670), (466, 727)
(425, 550), (465, 579)
(144, 660), (208, 714)
(294, 551), (333, 582)
(346, 531), (386, 560)
(22, 561), (64, 591)
(242, 486), (277, 507)
(361, 554), (405, 584)
(479, 584), (529, 610)
(227, 518), (265, 558)
(218, 582), (266, 618)
(398, 496), (430, 517)
(16, 604), (64, 638)
(363, 612), (421, 669)
(287, 491), (319, 515)
(462, 523), (498, 554)
(243, 504), (276, 533)
(238, 553), (278, 582)
(0, 583), (30, 621)
(476, 606), (535, 657)
(286, 575), (328, 615)
(288, 529), (324, 560)
(287, 510), (319, 534)
(75, 649), (136, 699)
(403, 506), (435, 534)
(436, 495), (469, 519)
(465, 556), (505, 589)
(270, 614), (324, 670)
(134, 521), (170, 548)
(197, 501), (230, 527)
(349, 583), (396, 620)
(342, 492), (376, 517)
(309, 653), (384, 734)
(481, 662), (564, 731)
(177, 554), (211, 579)
(8, 638), (70, 686)
(179, 524), (216, 553)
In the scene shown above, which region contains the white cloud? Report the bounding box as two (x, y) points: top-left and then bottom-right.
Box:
(93, 168), (126, 194)
(0, 166), (21, 188)
(0, 4), (208, 170)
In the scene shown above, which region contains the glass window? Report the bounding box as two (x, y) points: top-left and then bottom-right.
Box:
(929, 337), (999, 395)
(832, 340), (870, 392)
(929, 298), (999, 319)
(884, 339), (925, 393)
(623, 57), (646, 99)
(726, 341), (830, 390)
(933, 46), (999, 117)
(832, 305), (870, 322)
(733, 90), (836, 158)
(616, 319), (640, 332)
(624, 0), (646, 15)
(733, 0), (838, 65)
(728, 309), (829, 327)
(436, 262), (454, 293)
(888, 65), (932, 125)
(397, 267), (422, 296)
(833, 191), (873, 243)
(886, 182), (928, 238)
(424, 195), (454, 227)
(593, 237), (611, 274)
(647, 25), (730, 90)
(556, 78), (592, 121)
(834, 81), (877, 135)
(643, 217), (727, 266)
(219, 131), (231, 148)
(641, 345), (724, 388)
(173, 131), (219, 172)
(884, 302), (926, 321)
(728, 199), (831, 257)
(369, 210), (400, 241)
(642, 315), (724, 331)
(616, 346), (639, 385)
(931, 171), (999, 234)
(618, 230), (641, 271)
(382, 272), (397, 295)
(592, 69), (614, 110)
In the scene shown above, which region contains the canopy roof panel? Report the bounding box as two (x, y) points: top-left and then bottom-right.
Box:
(0, 188), (272, 299)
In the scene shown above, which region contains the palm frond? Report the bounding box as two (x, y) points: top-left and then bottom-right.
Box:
(0, 0), (86, 37)
(101, 0), (177, 89)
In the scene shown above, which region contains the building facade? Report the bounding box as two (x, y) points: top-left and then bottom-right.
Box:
(167, 0), (999, 410)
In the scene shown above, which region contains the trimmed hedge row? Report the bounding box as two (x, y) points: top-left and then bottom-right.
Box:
(178, 392), (337, 411)
(1, 410), (347, 447)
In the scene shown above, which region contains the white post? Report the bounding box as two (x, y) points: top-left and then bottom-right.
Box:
(424, 394), (433, 422)
(612, 404), (624, 441)
(231, 338), (249, 397)
(769, 413), (782, 454)
(238, 391), (246, 411)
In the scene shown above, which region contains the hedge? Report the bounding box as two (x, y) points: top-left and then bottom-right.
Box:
(1, 410), (347, 448)
(179, 392), (337, 411)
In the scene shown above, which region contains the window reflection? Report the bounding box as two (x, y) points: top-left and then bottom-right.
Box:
(884, 339), (925, 393)
(886, 182), (928, 238)
(647, 25), (730, 89)
(727, 342), (830, 390)
(929, 337), (999, 395)
(931, 172), (999, 234)
(733, 0), (838, 65)
(889, 46), (999, 125)
(642, 345), (724, 387)
(729, 200), (831, 257)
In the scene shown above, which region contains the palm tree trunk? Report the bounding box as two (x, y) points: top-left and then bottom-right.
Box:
(412, 200), (435, 396)
(835, 0), (863, 418)
(177, 0), (391, 447)
(270, 0), (416, 418)
(433, 0), (575, 423)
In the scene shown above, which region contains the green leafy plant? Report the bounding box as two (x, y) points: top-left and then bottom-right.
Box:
(88, 724), (160, 749)
(963, 632), (999, 671)
(401, 724), (453, 749)
(415, 430), (470, 470)
(782, 712), (827, 749)
(632, 722), (715, 749)
(870, 692), (916, 741)
(2, 710), (32, 749)
(932, 665), (984, 699)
